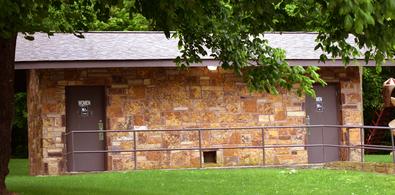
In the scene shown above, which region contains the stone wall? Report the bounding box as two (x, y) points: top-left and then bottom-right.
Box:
(27, 66), (363, 175)
(320, 67), (363, 161)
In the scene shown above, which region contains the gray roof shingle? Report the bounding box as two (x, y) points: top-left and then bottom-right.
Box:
(15, 31), (351, 62)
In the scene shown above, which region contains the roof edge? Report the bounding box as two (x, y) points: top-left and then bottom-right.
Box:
(15, 59), (392, 70)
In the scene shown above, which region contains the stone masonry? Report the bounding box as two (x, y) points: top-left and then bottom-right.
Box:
(27, 66), (363, 175)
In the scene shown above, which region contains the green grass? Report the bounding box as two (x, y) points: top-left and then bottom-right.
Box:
(8, 159), (29, 176)
(365, 154), (393, 163)
(6, 159), (395, 195)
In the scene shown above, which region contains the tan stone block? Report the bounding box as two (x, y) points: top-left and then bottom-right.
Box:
(287, 111), (305, 117)
(276, 155), (294, 164)
(257, 103), (273, 114)
(259, 115), (270, 122)
(47, 162), (59, 175)
(190, 86), (202, 98)
(164, 112), (182, 126)
(236, 114), (255, 123)
(201, 86), (222, 91)
(144, 79), (151, 85)
(126, 101), (144, 114)
(344, 93), (361, 104)
(225, 103), (241, 112)
(274, 107), (286, 121)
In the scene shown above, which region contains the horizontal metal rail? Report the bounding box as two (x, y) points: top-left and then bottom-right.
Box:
(63, 125), (395, 171)
(63, 124), (395, 135)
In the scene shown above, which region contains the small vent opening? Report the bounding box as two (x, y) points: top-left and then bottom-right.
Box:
(203, 151), (217, 164)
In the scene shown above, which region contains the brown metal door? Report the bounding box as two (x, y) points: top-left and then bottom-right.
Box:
(66, 86), (106, 172)
(306, 85), (340, 163)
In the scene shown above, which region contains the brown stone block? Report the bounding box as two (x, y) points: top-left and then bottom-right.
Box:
(199, 77), (210, 86)
(243, 99), (257, 112)
(107, 106), (123, 118)
(340, 81), (355, 90)
(42, 103), (63, 114)
(131, 86), (145, 99)
(109, 88), (126, 95)
(224, 149), (238, 157)
(342, 105), (358, 109)
(146, 152), (162, 161)
(190, 155), (200, 167)
(279, 135), (291, 140)
(134, 115), (145, 126)
(229, 132), (241, 144)
(202, 112), (216, 123)
(137, 133), (148, 144)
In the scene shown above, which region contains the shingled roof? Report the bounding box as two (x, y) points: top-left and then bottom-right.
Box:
(15, 31), (342, 62)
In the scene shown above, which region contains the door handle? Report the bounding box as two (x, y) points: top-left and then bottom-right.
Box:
(98, 120), (104, 141)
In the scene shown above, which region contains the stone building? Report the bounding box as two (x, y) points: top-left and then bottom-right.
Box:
(16, 32), (364, 175)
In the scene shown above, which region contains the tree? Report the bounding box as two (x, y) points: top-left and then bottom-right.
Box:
(2, 0), (395, 194)
(0, 1), (119, 194)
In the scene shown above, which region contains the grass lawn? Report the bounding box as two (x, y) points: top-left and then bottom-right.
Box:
(6, 159), (395, 195)
(365, 154), (393, 163)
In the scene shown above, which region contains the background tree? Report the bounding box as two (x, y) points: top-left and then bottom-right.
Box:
(91, 0), (151, 31)
(11, 92), (28, 158)
(2, 0), (395, 194)
(363, 67), (395, 151)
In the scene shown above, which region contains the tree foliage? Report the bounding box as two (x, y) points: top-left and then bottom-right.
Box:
(135, 0), (395, 96)
(91, 0), (151, 31)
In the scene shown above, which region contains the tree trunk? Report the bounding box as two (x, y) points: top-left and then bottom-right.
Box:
(0, 34), (17, 195)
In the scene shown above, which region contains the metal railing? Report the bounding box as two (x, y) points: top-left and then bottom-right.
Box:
(63, 125), (395, 171)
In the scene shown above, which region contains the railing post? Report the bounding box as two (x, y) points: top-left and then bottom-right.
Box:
(261, 128), (265, 166)
(133, 130), (137, 170)
(321, 127), (325, 163)
(360, 127), (364, 163)
(71, 131), (75, 171)
(198, 129), (203, 168)
(346, 128), (350, 161)
(391, 129), (395, 163)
